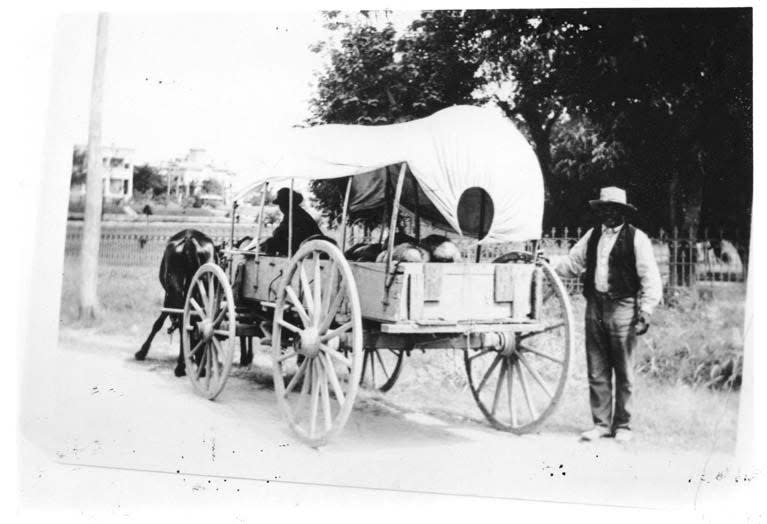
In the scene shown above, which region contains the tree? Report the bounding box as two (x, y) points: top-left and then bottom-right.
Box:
(444, 8), (752, 233)
(201, 177), (224, 196)
(546, 112), (625, 228)
(568, 8), (752, 233)
(133, 164), (167, 196)
(71, 146), (87, 186)
(244, 186), (273, 207)
(307, 13), (410, 224)
(306, 9), (752, 234)
(308, 11), (482, 224)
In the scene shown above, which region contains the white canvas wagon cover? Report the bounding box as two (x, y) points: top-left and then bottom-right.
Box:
(239, 105), (544, 243)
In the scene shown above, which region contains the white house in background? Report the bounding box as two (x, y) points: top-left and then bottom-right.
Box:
(159, 148), (237, 205)
(70, 144), (135, 203)
(101, 146), (135, 201)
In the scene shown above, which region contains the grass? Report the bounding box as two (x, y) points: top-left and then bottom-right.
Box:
(59, 258), (743, 453)
(60, 262), (162, 337)
(641, 285), (745, 388)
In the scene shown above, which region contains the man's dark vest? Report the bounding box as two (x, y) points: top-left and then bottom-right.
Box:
(583, 224), (640, 300)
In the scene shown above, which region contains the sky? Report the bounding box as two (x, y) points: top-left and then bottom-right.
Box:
(59, 12), (417, 188)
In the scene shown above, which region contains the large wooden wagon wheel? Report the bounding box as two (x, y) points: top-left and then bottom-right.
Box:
(465, 260), (573, 433)
(182, 263), (237, 400)
(271, 240), (363, 446)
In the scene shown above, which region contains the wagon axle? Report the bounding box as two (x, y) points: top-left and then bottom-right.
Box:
(481, 331), (516, 356)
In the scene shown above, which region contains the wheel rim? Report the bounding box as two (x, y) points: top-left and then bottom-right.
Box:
(465, 260), (573, 433)
(272, 240), (363, 446)
(182, 263), (236, 400)
(360, 348), (404, 392)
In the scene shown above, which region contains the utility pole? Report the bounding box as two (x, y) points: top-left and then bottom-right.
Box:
(78, 13), (109, 321)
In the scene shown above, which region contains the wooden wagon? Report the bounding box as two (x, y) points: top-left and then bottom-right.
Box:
(179, 106), (575, 446)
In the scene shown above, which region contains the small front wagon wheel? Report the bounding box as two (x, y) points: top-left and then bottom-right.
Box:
(272, 240), (363, 446)
(182, 263), (236, 400)
(465, 260), (573, 433)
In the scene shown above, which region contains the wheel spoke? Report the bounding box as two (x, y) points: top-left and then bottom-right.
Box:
(319, 281), (347, 333)
(210, 341), (221, 384)
(507, 359), (516, 427)
(360, 350), (369, 383)
(294, 359), (312, 422)
(196, 280), (209, 311)
(370, 350), (377, 386)
(517, 352), (554, 399)
(516, 360), (538, 420)
(477, 353), (503, 393)
(518, 344), (564, 364)
(491, 360), (508, 416)
(284, 357), (309, 396)
(189, 298), (206, 319)
(211, 307), (228, 329)
(320, 344), (352, 368)
(203, 345), (213, 391)
(212, 337), (227, 367)
(277, 319), (302, 334)
(321, 261), (337, 314)
(309, 360), (321, 438)
(189, 337), (205, 357)
(285, 285), (311, 327)
(374, 350), (391, 380)
(208, 275), (216, 318)
(277, 349), (298, 363)
(318, 358), (333, 431)
(313, 254), (322, 326)
(468, 348), (494, 361)
(323, 352), (346, 405)
(320, 321), (353, 342)
(194, 346), (206, 379)
(519, 321), (565, 340)
(299, 265), (315, 317)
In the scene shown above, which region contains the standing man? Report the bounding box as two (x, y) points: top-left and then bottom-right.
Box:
(555, 187), (662, 443)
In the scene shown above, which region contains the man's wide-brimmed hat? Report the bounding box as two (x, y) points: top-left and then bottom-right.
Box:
(273, 187), (303, 207)
(588, 186), (637, 213)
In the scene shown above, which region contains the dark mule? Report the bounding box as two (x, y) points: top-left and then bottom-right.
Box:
(135, 229), (218, 377)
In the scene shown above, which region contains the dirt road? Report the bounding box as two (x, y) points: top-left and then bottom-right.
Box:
(18, 328), (754, 518)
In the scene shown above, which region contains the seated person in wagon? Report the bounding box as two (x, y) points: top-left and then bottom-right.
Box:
(260, 187), (324, 256)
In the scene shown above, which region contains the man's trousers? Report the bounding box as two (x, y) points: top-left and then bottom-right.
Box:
(584, 293), (638, 430)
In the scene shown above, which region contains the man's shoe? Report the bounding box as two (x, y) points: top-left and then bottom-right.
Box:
(580, 426), (612, 441)
(614, 428), (633, 443)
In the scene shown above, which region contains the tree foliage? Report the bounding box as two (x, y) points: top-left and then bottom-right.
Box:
(201, 177), (224, 196)
(308, 11), (482, 225)
(71, 146), (87, 186)
(133, 164), (167, 197)
(307, 9), (752, 235)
